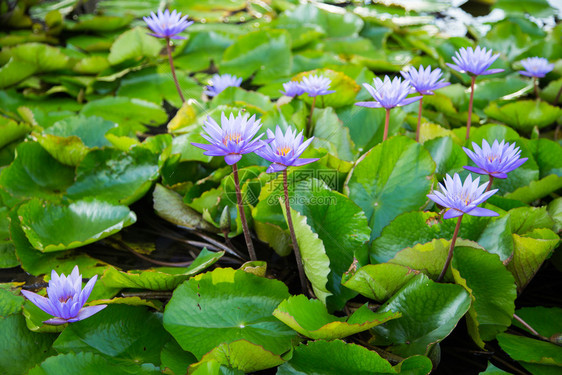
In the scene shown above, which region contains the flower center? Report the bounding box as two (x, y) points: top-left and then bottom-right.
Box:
(59, 295), (72, 303)
(487, 155), (498, 162)
(223, 133), (242, 145)
(276, 146), (292, 156)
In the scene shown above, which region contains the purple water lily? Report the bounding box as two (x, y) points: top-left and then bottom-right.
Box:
(256, 126), (319, 173)
(143, 9), (193, 39)
(191, 112), (265, 165)
(428, 173), (498, 219)
(205, 74), (243, 97)
(300, 75), (335, 97)
(447, 46), (504, 77)
(401, 66), (450, 142)
(21, 266), (106, 325)
(280, 81), (305, 97)
(355, 76), (421, 141)
(447, 46), (504, 140)
(463, 139), (528, 179)
(519, 57), (554, 78)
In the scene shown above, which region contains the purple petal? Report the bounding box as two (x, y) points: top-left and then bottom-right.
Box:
(43, 317), (69, 325)
(291, 158), (319, 167)
(463, 166), (488, 175)
(480, 68), (504, 75)
(355, 101), (383, 108)
(490, 172), (508, 179)
(72, 305), (108, 322)
(266, 163), (287, 173)
(21, 290), (54, 316)
(224, 154), (242, 165)
(444, 209), (464, 219)
(466, 207), (499, 217)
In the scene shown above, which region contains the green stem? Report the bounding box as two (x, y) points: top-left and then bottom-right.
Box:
(416, 96), (424, 142)
(166, 38), (185, 104)
(283, 169), (308, 295)
(486, 175), (494, 192)
(438, 215), (463, 282)
(232, 163), (257, 261)
(466, 76), (476, 140)
(383, 108), (390, 141)
(307, 96), (317, 138)
(533, 77), (540, 99)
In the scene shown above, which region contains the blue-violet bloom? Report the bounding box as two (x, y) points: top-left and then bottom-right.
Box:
(281, 81), (305, 97)
(300, 74), (336, 97)
(205, 74), (243, 97)
(427, 173), (498, 219)
(401, 65), (450, 95)
(518, 57), (554, 78)
(192, 112), (266, 165)
(256, 126), (319, 173)
(143, 9), (193, 39)
(447, 46), (504, 76)
(355, 76), (421, 109)
(463, 139), (528, 179)
(21, 266), (106, 325)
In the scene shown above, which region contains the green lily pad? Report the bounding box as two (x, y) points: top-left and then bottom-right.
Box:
(344, 136), (436, 240)
(188, 340), (284, 374)
(505, 175), (562, 203)
(0, 116), (32, 149)
(451, 246), (517, 347)
(342, 263), (420, 302)
(35, 115), (115, 166)
(66, 147), (160, 205)
(484, 100), (562, 134)
(497, 333), (562, 367)
(18, 198), (137, 252)
(53, 305), (170, 366)
(311, 107), (356, 162)
(0, 142), (75, 206)
(210, 86), (274, 113)
(163, 268), (299, 359)
(0, 282), (25, 317)
(220, 29), (291, 84)
(493, 0), (557, 18)
(371, 273), (471, 357)
(424, 136), (468, 180)
(101, 248), (224, 290)
(27, 352), (161, 375)
(107, 26), (162, 65)
(0, 313), (57, 375)
(514, 307), (562, 338)
(273, 295), (400, 340)
(294, 69), (361, 109)
(526, 138), (562, 179)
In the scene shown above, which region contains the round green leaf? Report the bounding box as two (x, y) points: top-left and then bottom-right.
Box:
(27, 352), (161, 375)
(342, 263), (420, 302)
(371, 273), (471, 357)
(451, 246), (517, 346)
(497, 333), (562, 367)
(277, 339), (396, 375)
(163, 268), (299, 359)
(66, 147), (160, 205)
(273, 295), (400, 340)
(484, 100), (562, 134)
(294, 69), (361, 109)
(0, 282), (25, 318)
(0, 142), (75, 205)
(514, 307), (562, 338)
(18, 198), (137, 252)
(345, 136), (436, 240)
(53, 305), (170, 365)
(423, 136), (467, 180)
(107, 26), (162, 65)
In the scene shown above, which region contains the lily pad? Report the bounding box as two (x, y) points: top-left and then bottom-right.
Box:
(273, 295), (400, 340)
(163, 268), (299, 359)
(18, 198), (136, 252)
(484, 100), (562, 134)
(294, 69), (361, 109)
(107, 26), (162, 65)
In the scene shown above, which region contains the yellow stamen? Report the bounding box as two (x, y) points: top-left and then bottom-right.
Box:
(277, 146), (292, 156)
(223, 133), (242, 145)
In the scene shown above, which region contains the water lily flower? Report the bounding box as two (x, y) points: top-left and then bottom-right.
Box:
(518, 57), (554, 78)
(463, 139), (528, 179)
(356, 76), (421, 109)
(355, 76), (421, 141)
(21, 266), (106, 325)
(428, 173), (498, 219)
(446, 46), (504, 77)
(280, 81), (305, 97)
(400, 66), (450, 142)
(300, 74), (335, 97)
(143, 9), (193, 39)
(256, 126), (319, 173)
(191, 112), (266, 165)
(204, 74), (243, 97)
(401, 66), (450, 96)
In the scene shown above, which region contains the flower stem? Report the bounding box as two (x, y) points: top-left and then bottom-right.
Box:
(232, 163), (257, 261)
(465, 76), (476, 140)
(513, 313), (549, 341)
(308, 96), (317, 138)
(533, 77), (540, 99)
(555, 83), (562, 105)
(166, 38), (185, 104)
(383, 108), (390, 141)
(438, 215), (463, 282)
(283, 169), (308, 294)
(486, 175), (494, 192)
(416, 96), (424, 142)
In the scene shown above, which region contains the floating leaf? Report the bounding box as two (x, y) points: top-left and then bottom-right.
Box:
(107, 27), (162, 65)
(484, 100), (562, 134)
(451, 247), (516, 347)
(163, 268), (299, 359)
(497, 333), (562, 367)
(0, 282), (25, 317)
(294, 69), (361, 109)
(101, 248), (224, 290)
(371, 273), (471, 357)
(273, 295), (400, 340)
(0, 116), (32, 149)
(345, 136), (435, 240)
(505, 175), (562, 203)
(18, 199), (136, 252)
